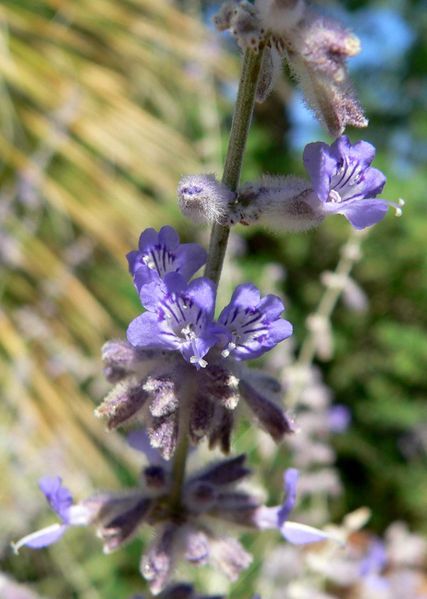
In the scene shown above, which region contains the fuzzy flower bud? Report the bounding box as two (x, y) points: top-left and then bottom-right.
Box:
(213, 1), (265, 52)
(284, 12), (367, 136)
(256, 45), (283, 103)
(255, 0), (306, 36)
(231, 175), (324, 231)
(177, 174), (235, 225)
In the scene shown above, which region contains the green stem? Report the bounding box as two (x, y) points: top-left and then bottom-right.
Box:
(168, 402), (190, 515)
(167, 47), (264, 518)
(205, 47), (264, 285)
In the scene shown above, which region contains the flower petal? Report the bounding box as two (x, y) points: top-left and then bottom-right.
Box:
(127, 313), (180, 352)
(281, 521), (332, 545)
(39, 476), (73, 523)
(303, 142), (338, 202)
(278, 468), (299, 524)
(12, 523), (68, 552)
(335, 198), (389, 229)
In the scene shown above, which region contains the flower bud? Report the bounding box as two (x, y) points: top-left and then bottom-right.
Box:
(232, 175), (324, 232)
(213, 0), (240, 32)
(95, 380), (149, 429)
(229, 1), (265, 52)
(239, 378), (295, 442)
(256, 45), (283, 103)
(255, 0), (306, 36)
(177, 174), (235, 225)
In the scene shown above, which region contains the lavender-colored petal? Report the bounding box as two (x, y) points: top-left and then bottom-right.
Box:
(303, 142), (338, 202)
(127, 226), (207, 294)
(127, 313), (179, 352)
(333, 198), (389, 229)
(281, 521), (331, 545)
(354, 167), (386, 199)
(39, 476), (73, 523)
(225, 283), (261, 310)
(175, 244), (208, 280)
(157, 225), (180, 250)
(331, 136), (375, 170)
(139, 227), (163, 251)
(278, 469), (299, 525)
(13, 523), (68, 551)
(186, 276), (217, 318)
(257, 294), (286, 320)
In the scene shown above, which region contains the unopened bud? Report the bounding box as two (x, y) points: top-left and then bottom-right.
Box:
(229, 1), (264, 52)
(255, 0), (306, 36)
(256, 45), (283, 103)
(95, 380), (149, 429)
(177, 174), (235, 225)
(232, 175), (324, 232)
(213, 1), (239, 31)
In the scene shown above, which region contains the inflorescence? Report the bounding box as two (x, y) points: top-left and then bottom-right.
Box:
(13, 0), (405, 596)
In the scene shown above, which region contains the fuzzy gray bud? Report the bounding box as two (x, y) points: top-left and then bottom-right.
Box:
(177, 174), (235, 225)
(256, 45), (283, 103)
(239, 379), (294, 442)
(255, 0), (306, 36)
(95, 380), (149, 429)
(229, 1), (265, 52)
(231, 175), (324, 232)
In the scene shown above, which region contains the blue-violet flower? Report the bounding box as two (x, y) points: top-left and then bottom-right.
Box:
(303, 135), (403, 229)
(127, 272), (225, 368)
(12, 477), (91, 552)
(127, 226), (207, 294)
(218, 283), (293, 360)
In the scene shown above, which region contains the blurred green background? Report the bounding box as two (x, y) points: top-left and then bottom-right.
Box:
(1, 0), (426, 597)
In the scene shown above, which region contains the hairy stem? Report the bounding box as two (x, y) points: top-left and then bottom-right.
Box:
(205, 47), (264, 285)
(168, 400), (190, 516)
(167, 48), (264, 515)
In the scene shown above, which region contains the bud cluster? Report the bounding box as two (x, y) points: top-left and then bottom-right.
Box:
(214, 0), (367, 136)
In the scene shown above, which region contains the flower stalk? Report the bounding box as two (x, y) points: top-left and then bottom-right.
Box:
(205, 46), (265, 285)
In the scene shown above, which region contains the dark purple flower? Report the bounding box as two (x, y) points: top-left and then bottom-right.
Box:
(12, 477), (91, 552)
(127, 273), (225, 368)
(218, 283), (293, 360)
(303, 136), (403, 229)
(127, 226), (207, 294)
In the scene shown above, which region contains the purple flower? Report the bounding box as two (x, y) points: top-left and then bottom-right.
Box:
(254, 468), (340, 545)
(12, 477), (91, 552)
(127, 273), (225, 368)
(328, 404), (351, 433)
(218, 284), (293, 360)
(303, 136), (403, 229)
(127, 226), (207, 294)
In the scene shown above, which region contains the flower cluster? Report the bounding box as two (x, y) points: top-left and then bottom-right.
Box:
(96, 226), (294, 458)
(14, 444), (335, 594)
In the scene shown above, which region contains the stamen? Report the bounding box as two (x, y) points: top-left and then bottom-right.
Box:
(143, 254), (156, 270)
(190, 356), (207, 368)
